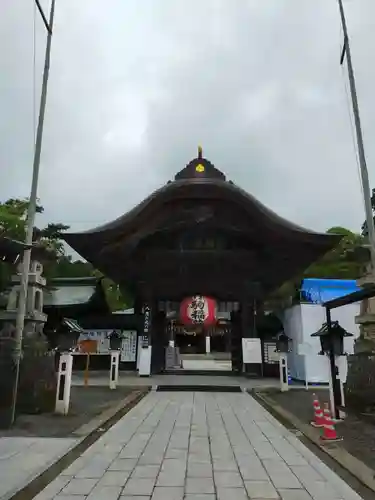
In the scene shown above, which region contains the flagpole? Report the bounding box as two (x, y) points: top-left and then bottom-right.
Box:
(337, 0), (375, 269)
(10, 0), (56, 425)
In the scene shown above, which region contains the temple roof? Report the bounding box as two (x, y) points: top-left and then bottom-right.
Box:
(174, 146), (226, 181)
(63, 150), (342, 298)
(44, 277), (110, 315)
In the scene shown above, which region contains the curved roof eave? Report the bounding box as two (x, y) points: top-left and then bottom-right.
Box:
(64, 179), (341, 246)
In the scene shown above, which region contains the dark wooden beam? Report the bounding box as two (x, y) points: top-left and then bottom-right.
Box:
(132, 279), (262, 301)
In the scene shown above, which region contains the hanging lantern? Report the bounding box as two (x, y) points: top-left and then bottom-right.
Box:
(180, 295), (217, 326)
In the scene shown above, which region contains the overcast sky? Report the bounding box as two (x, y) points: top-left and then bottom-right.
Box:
(1, 0), (375, 241)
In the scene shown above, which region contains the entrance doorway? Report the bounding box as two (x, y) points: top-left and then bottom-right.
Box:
(166, 318), (232, 373)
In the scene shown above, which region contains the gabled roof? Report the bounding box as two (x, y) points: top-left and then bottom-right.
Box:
(62, 151), (342, 296)
(64, 175), (340, 256)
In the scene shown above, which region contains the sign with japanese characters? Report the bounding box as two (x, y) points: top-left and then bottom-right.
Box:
(120, 330), (137, 362)
(142, 304), (151, 348)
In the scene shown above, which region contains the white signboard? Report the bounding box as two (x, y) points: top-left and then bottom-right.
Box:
(242, 338), (262, 364)
(98, 337), (110, 354)
(121, 330), (137, 362)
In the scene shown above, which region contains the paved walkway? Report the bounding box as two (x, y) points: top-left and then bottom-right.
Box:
(35, 391), (363, 500)
(0, 437), (77, 500)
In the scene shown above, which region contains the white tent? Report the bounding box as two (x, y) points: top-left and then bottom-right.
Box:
(282, 302), (359, 384)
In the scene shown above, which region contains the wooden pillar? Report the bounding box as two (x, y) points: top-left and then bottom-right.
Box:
(151, 309), (167, 374)
(230, 311), (242, 373)
(241, 299), (256, 339)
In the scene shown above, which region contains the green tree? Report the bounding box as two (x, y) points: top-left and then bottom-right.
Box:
(92, 270), (130, 311)
(0, 198), (130, 311)
(269, 226), (365, 306)
(0, 198), (43, 241)
(305, 226), (365, 279)
(45, 255), (93, 279)
(0, 199), (70, 290)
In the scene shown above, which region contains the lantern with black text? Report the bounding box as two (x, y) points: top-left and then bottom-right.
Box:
(180, 295), (217, 326)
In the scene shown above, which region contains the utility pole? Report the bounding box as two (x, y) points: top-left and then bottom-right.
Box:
(10, 0), (56, 425)
(338, 0), (375, 270)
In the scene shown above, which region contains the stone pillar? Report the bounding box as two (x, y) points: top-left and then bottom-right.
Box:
(0, 258), (55, 425)
(5, 259), (47, 335)
(353, 268), (375, 353)
(346, 267), (375, 410)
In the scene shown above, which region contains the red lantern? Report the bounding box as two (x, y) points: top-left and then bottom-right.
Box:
(180, 295), (217, 326)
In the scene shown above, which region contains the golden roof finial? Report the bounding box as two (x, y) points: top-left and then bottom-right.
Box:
(198, 145), (203, 158)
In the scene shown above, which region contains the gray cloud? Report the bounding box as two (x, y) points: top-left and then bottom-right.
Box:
(1, 0), (374, 242)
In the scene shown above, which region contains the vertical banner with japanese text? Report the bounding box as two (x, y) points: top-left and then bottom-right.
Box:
(142, 304), (152, 348)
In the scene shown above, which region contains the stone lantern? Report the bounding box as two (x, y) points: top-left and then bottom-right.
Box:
(0, 256), (56, 422)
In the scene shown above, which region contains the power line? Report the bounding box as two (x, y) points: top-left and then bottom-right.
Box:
(34, 0), (52, 34)
(337, 0), (375, 267)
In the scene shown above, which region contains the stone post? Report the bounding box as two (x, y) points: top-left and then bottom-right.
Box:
(354, 267), (375, 353)
(205, 332), (211, 354)
(346, 264), (375, 410)
(0, 257), (56, 425)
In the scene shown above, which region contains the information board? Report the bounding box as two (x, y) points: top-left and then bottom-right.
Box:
(242, 338), (262, 364)
(120, 330), (137, 362)
(265, 342), (279, 363)
(80, 330), (113, 353)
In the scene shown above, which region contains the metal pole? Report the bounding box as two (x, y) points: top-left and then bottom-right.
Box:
(338, 0), (375, 269)
(326, 308), (341, 420)
(10, 0), (56, 425)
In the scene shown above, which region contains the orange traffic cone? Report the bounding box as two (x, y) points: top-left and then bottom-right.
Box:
(321, 403), (342, 442)
(311, 394), (324, 428)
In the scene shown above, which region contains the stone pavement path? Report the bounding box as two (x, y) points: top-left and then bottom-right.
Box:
(35, 391), (363, 500)
(0, 437), (77, 500)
